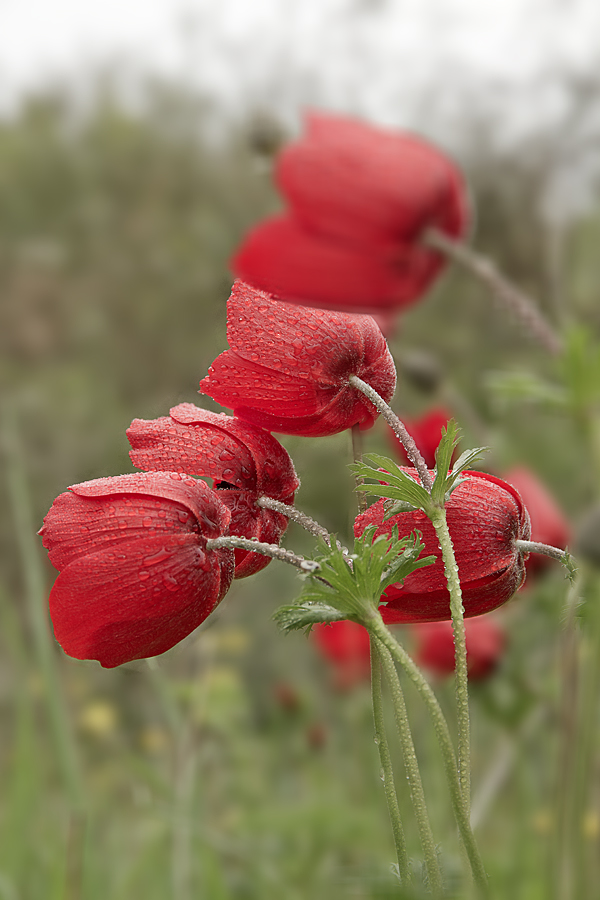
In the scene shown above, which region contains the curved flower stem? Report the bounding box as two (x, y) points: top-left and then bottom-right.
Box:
(352, 424), (368, 514)
(369, 638), (411, 886)
(366, 615), (489, 896)
(515, 539), (572, 566)
(423, 228), (563, 357)
(376, 638), (443, 895)
(205, 536), (320, 573)
(256, 496), (333, 545)
(429, 506), (471, 813)
(349, 375), (433, 492)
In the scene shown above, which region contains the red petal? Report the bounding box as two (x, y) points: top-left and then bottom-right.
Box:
(354, 470), (530, 623)
(217, 490), (289, 578)
(199, 282), (397, 437)
(49, 533), (232, 668)
(70, 472), (230, 537)
(128, 410), (257, 490)
(278, 112), (469, 248)
(40, 473), (231, 570)
(232, 215), (418, 312)
(169, 404), (300, 499)
(503, 466), (570, 574)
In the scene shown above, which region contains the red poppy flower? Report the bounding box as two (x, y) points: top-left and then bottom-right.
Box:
(412, 616), (506, 681)
(199, 280), (396, 437)
(388, 407), (453, 469)
(312, 620), (371, 689)
(354, 470), (531, 623)
(503, 466), (570, 576)
(39, 472), (234, 668)
(127, 403), (300, 577)
(232, 112), (469, 313)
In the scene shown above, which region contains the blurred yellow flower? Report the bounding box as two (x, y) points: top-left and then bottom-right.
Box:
(78, 700), (118, 737)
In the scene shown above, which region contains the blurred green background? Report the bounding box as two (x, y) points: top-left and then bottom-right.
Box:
(1, 77), (600, 899)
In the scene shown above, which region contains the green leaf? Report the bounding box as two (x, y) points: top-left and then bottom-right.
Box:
(350, 454), (432, 512)
(430, 420), (462, 506)
(272, 527), (435, 629)
(273, 602), (346, 634)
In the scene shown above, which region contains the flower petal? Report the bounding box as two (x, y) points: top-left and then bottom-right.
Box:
(232, 215), (417, 312)
(49, 533), (232, 668)
(278, 112), (469, 249)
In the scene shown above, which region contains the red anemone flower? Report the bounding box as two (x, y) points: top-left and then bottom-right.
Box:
(388, 407), (453, 469)
(199, 280), (396, 437)
(232, 112), (469, 313)
(354, 469), (531, 623)
(412, 616), (506, 681)
(127, 403), (300, 577)
(503, 466), (570, 577)
(312, 620), (371, 690)
(40, 472), (234, 668)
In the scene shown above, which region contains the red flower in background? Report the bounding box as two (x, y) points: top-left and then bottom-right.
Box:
(40, 473), (234, 668)
(199, 281), (396, 437)
(232, 112), (469, 313)
(503, 466), (570, 577)
(412, 616), (506, 681)
(388, 407), (453, 469)
(354, 470), (531, 623)
(312, 620), (371, 690)
(127, 403), (299, 578)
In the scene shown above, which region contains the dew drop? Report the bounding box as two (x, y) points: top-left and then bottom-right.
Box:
(139, 570), (150, 581)
(177, 510), (189, 523)
(142, 517), (153, 528)
(143, 548), (171, 566)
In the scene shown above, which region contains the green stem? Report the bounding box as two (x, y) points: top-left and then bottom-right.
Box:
(430, 506), (471, 813)
(369, 638), (411, 885)
(367, 615), (489, 896)
(376, 638), (443, 895)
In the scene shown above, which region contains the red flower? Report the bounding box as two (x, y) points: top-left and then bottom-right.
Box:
(39, 472), (234, 668)
(412, 616), (506, 681)
(388, 407), (453, 469)
(503, 466), (570, 576)
(354, 470), (531, 623)
(312, 620), (371, 689)
(199, 280), (396, 437)
(127, 403), (300, 578)
(232, 112), (469, 313)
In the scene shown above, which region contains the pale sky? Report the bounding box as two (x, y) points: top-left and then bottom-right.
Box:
(1, 0), (599, 213)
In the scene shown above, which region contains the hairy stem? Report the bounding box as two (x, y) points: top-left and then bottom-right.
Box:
(515, 539), (572, 565)
(377, 639), (443, 895)
(367, 615), (489, 895)
(349, 375), (433, 492)
(370, 638), (411, 885)
(430, 507), (471, 813)
(256, 496), (332, 544)
(424, 228), (563, 357)
(206, 536), (320, 573)
(352, 423), (368, 514)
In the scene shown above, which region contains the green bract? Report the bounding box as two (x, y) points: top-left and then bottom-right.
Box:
(273, 528), (435, 633)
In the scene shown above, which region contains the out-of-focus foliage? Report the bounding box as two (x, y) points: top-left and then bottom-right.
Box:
(2, 78), (600, 898)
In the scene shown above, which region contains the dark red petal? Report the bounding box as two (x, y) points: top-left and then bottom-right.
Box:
(169, 404), (300, 499)
(49, 533), (233, 668)
(232, 215), (418, 312)
(128, 410), (257, 490)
